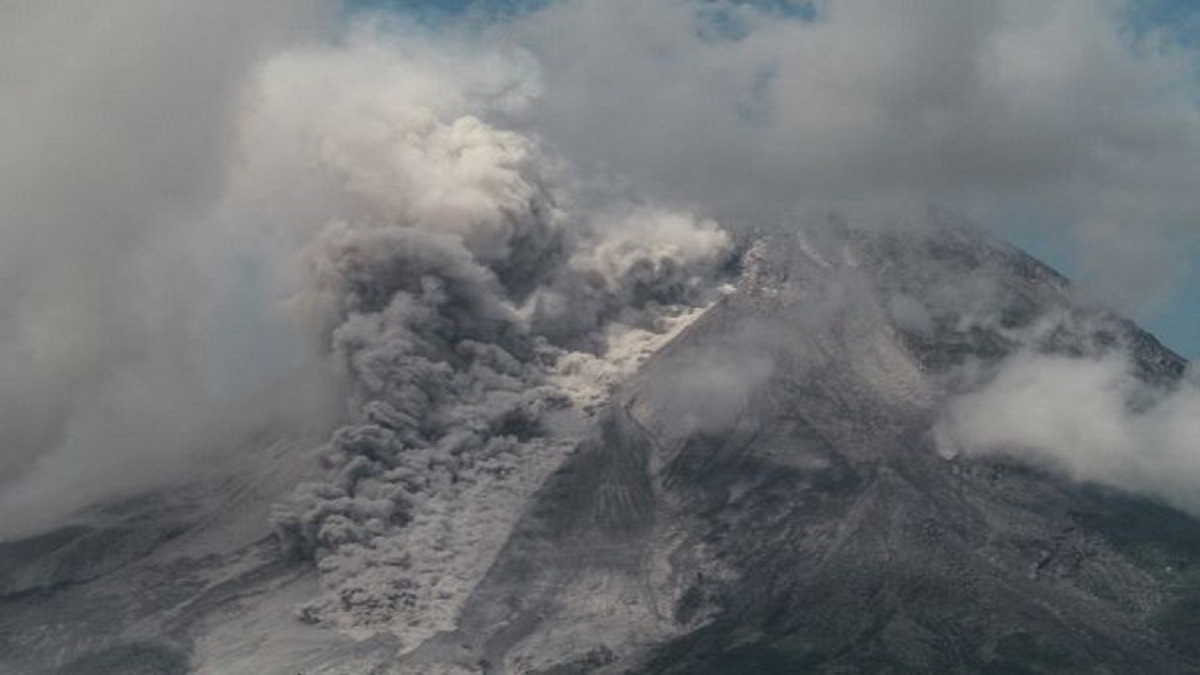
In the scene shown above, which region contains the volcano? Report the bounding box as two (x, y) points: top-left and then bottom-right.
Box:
(2, 224), (1199, 675)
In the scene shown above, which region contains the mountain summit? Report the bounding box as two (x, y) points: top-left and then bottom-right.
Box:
(2, 224), (1198, 675)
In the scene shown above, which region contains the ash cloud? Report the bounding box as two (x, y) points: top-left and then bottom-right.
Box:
(248, 28), (737, 638)
(0, 1), (332, 539)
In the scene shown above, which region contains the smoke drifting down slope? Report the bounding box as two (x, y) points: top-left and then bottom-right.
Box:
(250, 32), (737, 642)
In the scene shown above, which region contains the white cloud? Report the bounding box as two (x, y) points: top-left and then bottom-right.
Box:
(938, 352), (1200, 516)
(496, 0), (1200, 314)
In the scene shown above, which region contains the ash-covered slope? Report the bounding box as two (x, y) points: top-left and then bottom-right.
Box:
(622, 235), (1197, 674)
(0, 397), (337, 675)
(404, 225), (1200, 674)
(3, 224), (1199, 675)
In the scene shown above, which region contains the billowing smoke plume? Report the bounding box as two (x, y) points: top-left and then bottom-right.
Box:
(0, 5), (738, 542)
(245, 29), (735, 641)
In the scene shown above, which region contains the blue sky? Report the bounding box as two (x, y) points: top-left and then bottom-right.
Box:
(343, 0), (1200, 358)
(1116, 1), (1200, 355)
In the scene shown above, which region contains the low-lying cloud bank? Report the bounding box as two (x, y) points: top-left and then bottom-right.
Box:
(939, 352), (1200, 517)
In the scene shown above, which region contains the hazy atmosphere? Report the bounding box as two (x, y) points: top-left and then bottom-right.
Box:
(5, 0), (1198, 533)
(3, 3), (1200, 673)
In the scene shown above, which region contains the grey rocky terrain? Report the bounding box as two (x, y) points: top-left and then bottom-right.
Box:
(3, 225), (1199, 674)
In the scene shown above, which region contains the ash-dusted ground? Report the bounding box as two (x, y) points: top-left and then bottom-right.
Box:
(5, 225), (1200, 674)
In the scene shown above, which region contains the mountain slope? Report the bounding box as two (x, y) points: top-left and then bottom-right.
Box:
(2, 225), (1198, 675)
(405, 226), (1200, 673)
